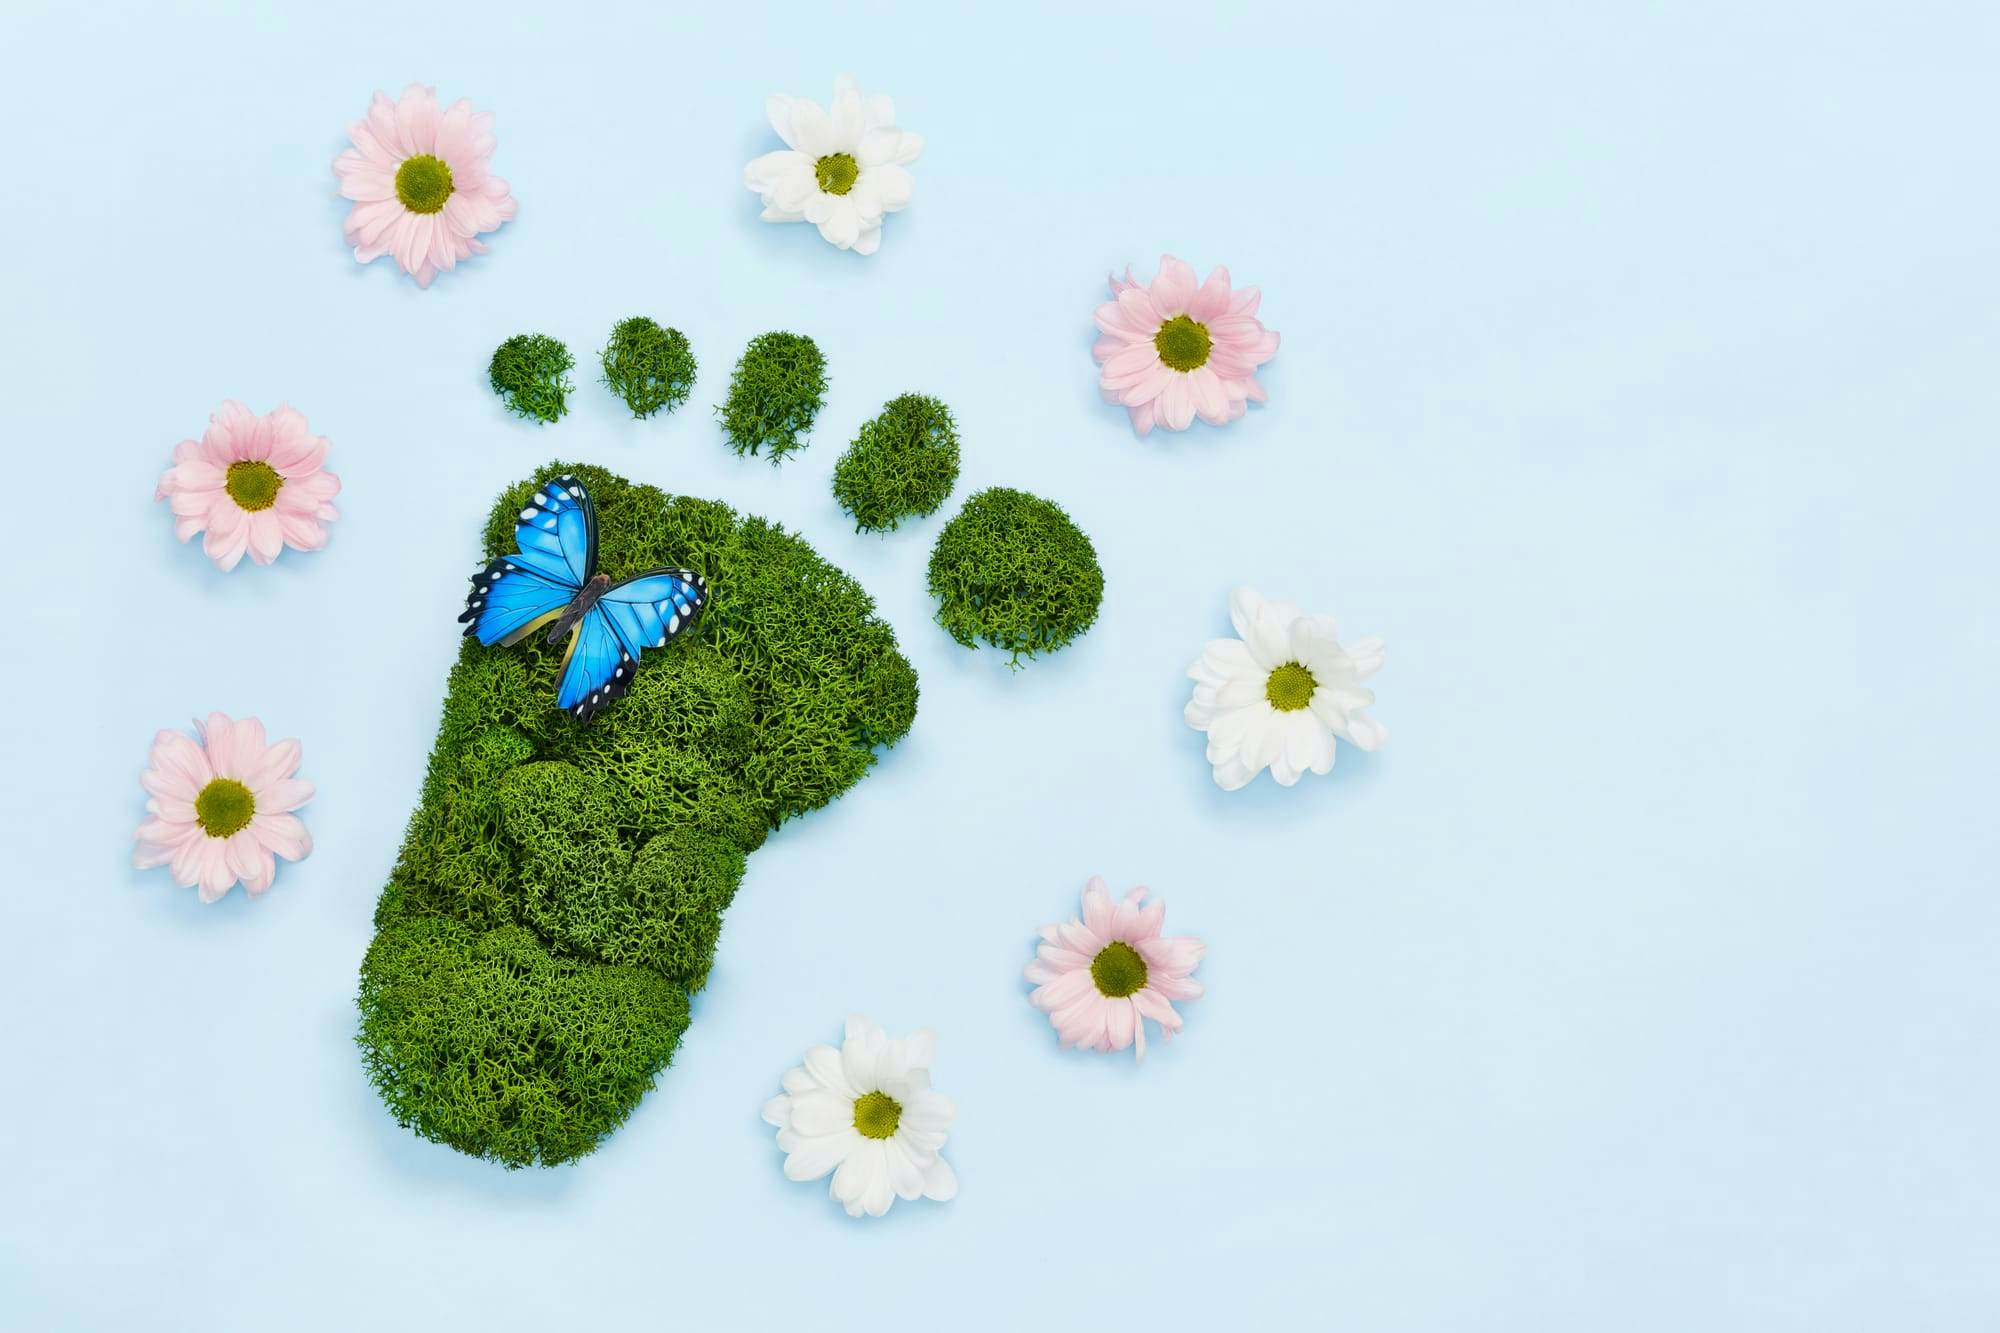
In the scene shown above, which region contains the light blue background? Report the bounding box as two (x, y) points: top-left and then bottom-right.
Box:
(2, 1), (1995, 1328)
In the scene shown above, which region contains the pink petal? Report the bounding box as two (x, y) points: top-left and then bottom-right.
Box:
(223, 831), (265, 886)
(1031, 969), (1095, 1011)
(145, 730), (212, 799)
(1056, 919), (1104, 956)
(1082, 880), (1114, 935)
(1150, 255), (1198, 318)
(245, 512), (284, 565)
(169, 832), (209, 887)
(1189, 266), (1233, 322)
(250, 813), (312, 863)
(257, 778), (314, 814)
(1099, 341), (1163, 385)
(1189, 367), (1231, 424)
(394, 84), (441, 155)
(1119, 362), (1173, 408)
(1139, 933), (1208, 977)
(195, 840), (237, 902)
(1160, 375), (1196, 431)
(1116, 287), (1162, 334)
(201, 713), (248, 777)
(276, 510), (328, 551)
(1106, 998), (1136, 1051)
(243, 735), (300, 791)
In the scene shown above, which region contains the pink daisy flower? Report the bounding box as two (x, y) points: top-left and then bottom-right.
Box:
(155, 401), (341, 572)
(332, 84), (517, 288)
(133, 714), (314, 904)
(1024, 877), (1206, 1060)
(1092, 254), (1281, 436)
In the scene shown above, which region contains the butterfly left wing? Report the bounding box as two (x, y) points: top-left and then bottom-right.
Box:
(555, 569), (708, 721)
(459, 558), (576, 647)
(510, 473), (598, 587)
(457, 473), (600, 646)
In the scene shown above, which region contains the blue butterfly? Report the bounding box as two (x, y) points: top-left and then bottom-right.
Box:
(457, 473), (708, 721)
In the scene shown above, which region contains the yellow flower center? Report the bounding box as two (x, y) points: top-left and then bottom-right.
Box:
(852, 1090), (902, 1140)
(225, 460), (283, 512)
(1153, 315), (1212, 372)
(395, 153), (455, 214)
(194, 778), (256, 838)
(1265, 662), (1317, 712)
(815, 153), (860, 196)
(1090, 940), (1148, 998)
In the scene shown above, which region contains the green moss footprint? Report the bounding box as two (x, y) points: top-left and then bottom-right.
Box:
(357, 463), (917, 1167)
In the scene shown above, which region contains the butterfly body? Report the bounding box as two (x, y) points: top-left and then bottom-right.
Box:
(546, 572), (612, 645)
(456, 474), (708, 721)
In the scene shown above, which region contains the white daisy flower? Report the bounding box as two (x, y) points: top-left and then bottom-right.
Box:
(761, 1015), (958, 1218)
(1185, 587), (1387, 790)
(743, 75), (923, 255)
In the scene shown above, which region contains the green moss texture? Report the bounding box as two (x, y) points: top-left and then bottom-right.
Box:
(489, 333), (576, 424)
(600, 316), (697, 419)
(928, 486), (1105, 665)
(832, 393), (962, 533)
(358, 463), (918, 1167)
(716, 331), (828, 463)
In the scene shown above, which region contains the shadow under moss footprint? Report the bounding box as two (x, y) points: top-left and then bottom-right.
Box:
(357, 463), (918, 1168)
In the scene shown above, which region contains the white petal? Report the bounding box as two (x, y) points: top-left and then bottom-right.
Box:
(862, 91), (897, 131)
(1226, 587), (1268, 641)
(1343, 710), (1388, 751)
(841, 1018), (882, 1089)
(744, 150), (813, 208)
(863, 163), (914, 212)
(1286, 712), (1337, 779)
(902, 1089), (955, 1135)
(765, 94), (801, 148)
(827, 74), (865, 150)
(830, 1138), (883, 1204)
(817, 198), (863, 250)
(785, 97), (831, 157)
(1211, 753), (1260, 790)
(922, 1155), (957, 1202)
(860, 1155), (896, 1216)
(1189, 637), (1259, 686)
(885, 1138), (928, 1200)
(1346, 636), (1386, 679)
(903, 1029), (937, 1072)
(782, 1129), (858, 1182)
(789, 1090), (850, 1137)
(802, 1043), (851, 1097)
